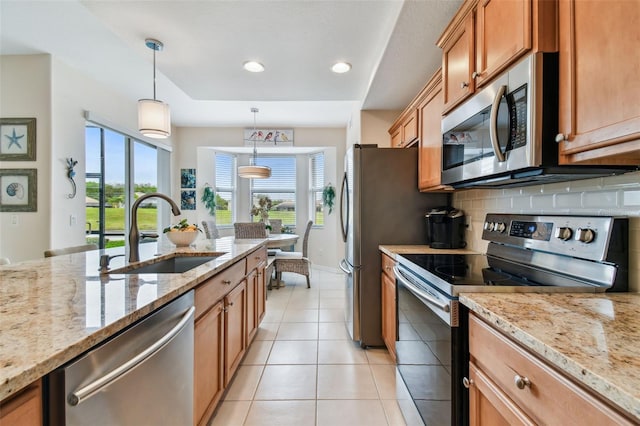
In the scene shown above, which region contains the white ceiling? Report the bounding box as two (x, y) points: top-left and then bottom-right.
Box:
(0, 0), (461, 128)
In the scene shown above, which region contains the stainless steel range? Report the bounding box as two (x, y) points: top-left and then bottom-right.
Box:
(393, 214), (629, 425)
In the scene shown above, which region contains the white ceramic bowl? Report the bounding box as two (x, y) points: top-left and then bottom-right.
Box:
(165, 230), (199, 247)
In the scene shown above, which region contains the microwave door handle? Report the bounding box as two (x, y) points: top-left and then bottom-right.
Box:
(489, 84), (507, 162)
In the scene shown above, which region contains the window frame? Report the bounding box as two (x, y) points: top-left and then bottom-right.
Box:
(214, 152), (237, 228)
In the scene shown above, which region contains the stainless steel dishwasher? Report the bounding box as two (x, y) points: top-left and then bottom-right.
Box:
(48, 290), (194, 425)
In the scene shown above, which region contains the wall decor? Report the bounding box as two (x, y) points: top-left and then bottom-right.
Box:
(66, 157), (78, 199)
(201, 184), (216, 216)
(181, 190), (196, 210)
(180, 168), (196, 188)
(243, 128), (293, 147)
(0, 168), (37, 212)
(0, 118), (36, 161)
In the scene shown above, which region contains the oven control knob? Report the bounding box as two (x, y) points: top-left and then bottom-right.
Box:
(484, 221), (495, 232)
(575, 228), (596, 244)
(494, 222), (506, 233)
(555, 227), (573, 241)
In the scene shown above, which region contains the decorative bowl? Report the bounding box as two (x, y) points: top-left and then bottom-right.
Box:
(166, 230), (199, 247)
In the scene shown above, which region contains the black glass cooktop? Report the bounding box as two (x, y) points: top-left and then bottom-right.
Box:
(398, 253), (538, 287)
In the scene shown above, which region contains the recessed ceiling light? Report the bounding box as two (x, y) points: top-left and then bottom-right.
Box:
(331, 62), (352, 74)
(243, 61), (265, 73)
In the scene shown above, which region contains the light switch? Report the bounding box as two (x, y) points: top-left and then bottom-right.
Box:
(70, 215), (77, 226)
(11, 215), (18, 225)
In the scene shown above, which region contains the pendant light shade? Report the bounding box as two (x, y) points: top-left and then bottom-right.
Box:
(138, 39), (171, 139)
(239, 107), (271, 179)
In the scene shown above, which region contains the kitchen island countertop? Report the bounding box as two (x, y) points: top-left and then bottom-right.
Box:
(0, 236), (264, 401)
(461, 292), (640, 422)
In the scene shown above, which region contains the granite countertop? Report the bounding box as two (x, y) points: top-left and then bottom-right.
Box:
(461, 292), (640, 422)
(379, 244), (479, 258)
(0, 236), (264, 401)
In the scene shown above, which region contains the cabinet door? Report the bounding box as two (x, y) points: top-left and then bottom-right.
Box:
(418, 74), (449, 191)
(474, 0), (531, 87)
(381, 271), (397, 362)
(402, 110), (419, 146)
(390, 127), (402, 148)
(194, 301), (224, 426)
(0, 380), (42, 426)
(256, 263), (266, 324)
(246, 269), (257, 343)
(558, 0), (640, 164)
(442, 15), (475, 113)
(224, 280), (247, 385)
(468, 363), (535, 426)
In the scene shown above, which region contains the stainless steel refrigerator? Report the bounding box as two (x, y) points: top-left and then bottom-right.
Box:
(339, 145), (449, 347)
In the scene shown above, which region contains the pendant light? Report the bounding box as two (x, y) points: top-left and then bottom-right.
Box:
(138, 39), (171, 139)
(238, 108), (272, 179)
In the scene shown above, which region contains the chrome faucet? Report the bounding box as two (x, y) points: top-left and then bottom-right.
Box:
(129, 192), (181, 263)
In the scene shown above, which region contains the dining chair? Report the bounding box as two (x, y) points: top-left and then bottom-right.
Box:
(201, 220), (220, 239)
(268, 219), (282, 234)
(274, 220), (313, 288)
(44, 243), (99, 257)
(234, 222), (267, 238)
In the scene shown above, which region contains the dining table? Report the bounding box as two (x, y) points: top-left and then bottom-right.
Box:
(266, 233), (299, 249)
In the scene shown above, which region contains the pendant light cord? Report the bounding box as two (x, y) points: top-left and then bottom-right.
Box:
(152, 45), (157, 100)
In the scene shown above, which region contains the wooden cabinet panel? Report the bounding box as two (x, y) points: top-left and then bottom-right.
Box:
(469, 314), (634, 425)
(474, 0), (531, 87)
(468, 363), (535, 426)
(0, 380), (42, 426)
(390, 127), (402, 148)
(381, 253), (397, 362)
(442, 15), (475, 113)
(558, 0), (640, 164)
(246, 269), (257, 343)
(389, 109), (419, 148)
(256, 263), (266, 324)
(224, 280), (247, 386)
(246, 246), (267, 273)
(195, 259), (246, 319)
(194, 301), (224, 426)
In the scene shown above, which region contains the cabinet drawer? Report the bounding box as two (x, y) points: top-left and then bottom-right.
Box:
(246, 246), (267, 272)
(195, 259), (246, 319)
(469, 314), (634, 425)
(381, 253), (395, 279)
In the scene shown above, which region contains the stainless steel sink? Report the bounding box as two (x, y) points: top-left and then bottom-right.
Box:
(113, 253), (225, 274)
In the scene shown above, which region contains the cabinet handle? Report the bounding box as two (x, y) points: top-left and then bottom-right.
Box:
(555, 133), (568, 143)
(228, 302), (234, 307)
(222, 279), (231, 285)
(472, 71), (479, 79)
(514, 374), (531, 389)
(223, 306), (229, 312)
(461, 81), (469, 89)
(462, 377), (474, 388)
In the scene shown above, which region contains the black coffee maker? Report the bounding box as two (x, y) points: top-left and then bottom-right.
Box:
(425, 207), (467, 249)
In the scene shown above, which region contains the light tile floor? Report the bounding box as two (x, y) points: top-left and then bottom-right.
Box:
(210, 268), (424, 426)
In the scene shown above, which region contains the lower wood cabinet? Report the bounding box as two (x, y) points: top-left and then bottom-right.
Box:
(224, 280), (247, 386)
(0, 379), (42, 426)
(194, 301), (224, 425)
(380, 253), (397, 362)
(245, 269), (258, 343)
(468, 314), (634, 425)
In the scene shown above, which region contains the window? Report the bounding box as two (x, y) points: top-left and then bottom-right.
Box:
(215, 153), (236, 225)
(310, 152), (325, 226)
(85, 124), (166, 249)
(251, 156), (296, 226)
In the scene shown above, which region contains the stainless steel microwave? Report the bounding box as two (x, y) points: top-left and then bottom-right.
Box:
(441, 53), (635, 188)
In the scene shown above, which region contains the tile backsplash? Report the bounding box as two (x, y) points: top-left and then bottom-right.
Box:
(453, 171), (640, 292)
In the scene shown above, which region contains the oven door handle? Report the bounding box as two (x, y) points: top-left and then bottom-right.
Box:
(393, 266), (450, 313)
(489, 84), (507, 163)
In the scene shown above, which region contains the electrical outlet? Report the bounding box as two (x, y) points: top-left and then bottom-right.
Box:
(70, 215), (77, 226)
(11, 215), (18, 225)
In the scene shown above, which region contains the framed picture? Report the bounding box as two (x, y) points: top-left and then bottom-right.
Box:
(181, 190), (196, 210)
(0, 118), (36, 161)
(244, 128), (293, 147)
(0, 168), (37, 212)
(181, 168), (196, 188)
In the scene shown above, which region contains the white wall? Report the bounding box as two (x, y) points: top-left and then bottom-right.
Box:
(453, 171), (640, 292)
(0, 55), (52, 262)
(173, 126), (346, 269)
(361, 110), (401, 148)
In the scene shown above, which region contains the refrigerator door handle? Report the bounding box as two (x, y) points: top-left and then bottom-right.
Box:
(339, 172), (349, 243)
(339, 258), (352, 275)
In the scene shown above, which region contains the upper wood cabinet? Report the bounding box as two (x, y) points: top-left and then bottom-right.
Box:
(557, 0), (640, 164)
(438, 0), (556, 114)
(418, 70), (453, 192)
(389, 109), (419, 148)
